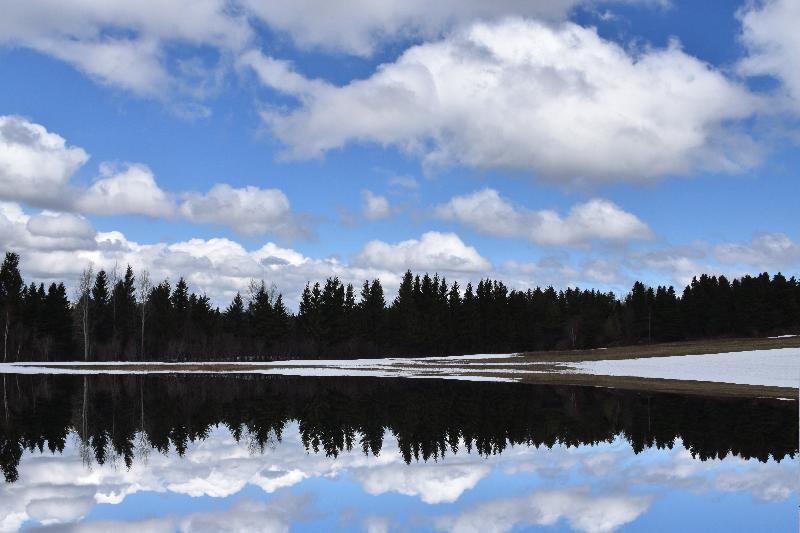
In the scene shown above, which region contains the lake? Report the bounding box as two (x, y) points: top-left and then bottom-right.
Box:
(0, 374), (796, 532)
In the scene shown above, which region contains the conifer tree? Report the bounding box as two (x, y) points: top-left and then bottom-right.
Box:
(91, 270), (112, 350)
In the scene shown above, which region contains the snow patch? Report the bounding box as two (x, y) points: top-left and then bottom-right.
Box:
(564, 348), (800, 389)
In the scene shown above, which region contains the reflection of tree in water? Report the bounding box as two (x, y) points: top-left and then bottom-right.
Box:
(0, 374), (796, 483)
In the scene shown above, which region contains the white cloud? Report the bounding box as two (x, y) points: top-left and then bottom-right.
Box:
(250, 19), (759, 184)
(355, 463), (490, 504)
(179, 184), (300, 237)
(24, 212), (98, 251)
(714, 232), (800, 271)
(0, 0), (670, 100)
(0, 116), (174, 217)
(31, 37), (171, 97)
(499, 256), (633, 292)
(0, 116), (304, 235)
(0, 203), (98, 253)
(2, 195), (796, 310)
(0, 116), (88, 209)
(179, 495), (307, 533)
(738, 0), (800, 113)
(0, 201), (392, 306)
(435, 488), (653, 533)
(361, 190), (392, 220)
(242, 0), (612, 56)
(624, 233), (800, 288)
(628, 247), (710, 287)
(356, 231), (491, 273)
(77, 163), (175, 218)
(362, 516), (391, 533)
(38, 518), (177, 533)
(26, 494), (96, 526)
(0, 1), (251, 97)
(435, 189), (652, 246)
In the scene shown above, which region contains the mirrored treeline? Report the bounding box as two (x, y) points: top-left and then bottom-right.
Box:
(0, 374), (796, 483)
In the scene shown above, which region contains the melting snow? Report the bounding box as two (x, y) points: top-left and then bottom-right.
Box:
(2, 348), (798, 391)
(564, 348), (800, 389)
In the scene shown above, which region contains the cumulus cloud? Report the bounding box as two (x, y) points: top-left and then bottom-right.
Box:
(714, 233), (800, 271)
(624, 233), (800, 288)
(738, 0), (800, 113)
(499, 255), (632, 292)
(0, 203), (498, 306)
(178, 495), (308, 533)
(361, 190), (392, 220)
(435, 189), (652, 246)
(24, 212), (98, 251)
(249, 19), (759, 184)
(356, 231), (491, 273)
(0, 203), (97, 253)
(0, 116), (88, 209)
(77, 163), (176, 218)
(355, 463), (490, 504)
(179, 184), (302, 237)
(241, 0), (586, 56)
(0, 201), (388, 305)
(0, 1), (251, 97)
(435, 488), (653, 533)
(0, 0), (670, 100)
(0, 116), (304, 236)
(0, 116), (174, 217)
(627, 247), (711, 287)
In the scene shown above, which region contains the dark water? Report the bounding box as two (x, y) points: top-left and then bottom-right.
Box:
(0, 374), (797, 532)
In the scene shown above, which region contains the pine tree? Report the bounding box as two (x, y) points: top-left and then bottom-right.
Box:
(224, 292), (246, 338)
(113, 265), (138, 356)
(43, 283), (73, 360)
(91, 270), (113, 351)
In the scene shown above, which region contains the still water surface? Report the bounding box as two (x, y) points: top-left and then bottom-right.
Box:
(0, 375), (796, 532)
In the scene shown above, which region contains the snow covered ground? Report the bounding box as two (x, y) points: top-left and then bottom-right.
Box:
(1, 348), (798, 391)
(0, 353), (523, 382)
(563, 348), (800, 389)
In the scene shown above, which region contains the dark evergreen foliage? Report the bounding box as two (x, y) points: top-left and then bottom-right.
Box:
(0, 250), (798, 361)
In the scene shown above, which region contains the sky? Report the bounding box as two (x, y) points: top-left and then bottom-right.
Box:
(0, 0), (799, 308)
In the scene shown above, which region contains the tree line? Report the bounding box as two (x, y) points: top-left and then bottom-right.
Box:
(0, 250), (798, 361)
(1, 374), (795, 482)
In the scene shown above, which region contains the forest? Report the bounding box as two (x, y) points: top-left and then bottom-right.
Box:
(0, 250), (798, 362)
(0, 374), (795, 483)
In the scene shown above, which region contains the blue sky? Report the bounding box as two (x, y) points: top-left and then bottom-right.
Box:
(0, 0), (798, 306)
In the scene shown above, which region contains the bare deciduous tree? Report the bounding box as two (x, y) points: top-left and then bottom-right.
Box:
(137, 269), (151, 360)
(75, 265), (94, 361)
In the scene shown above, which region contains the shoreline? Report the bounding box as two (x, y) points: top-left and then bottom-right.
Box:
(2, 337), (798, 400)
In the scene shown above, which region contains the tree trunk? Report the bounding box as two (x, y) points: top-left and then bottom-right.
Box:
(83, 295), (89, 361)
(2, 374), (7, 422)
(3, 312), (8, 363)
